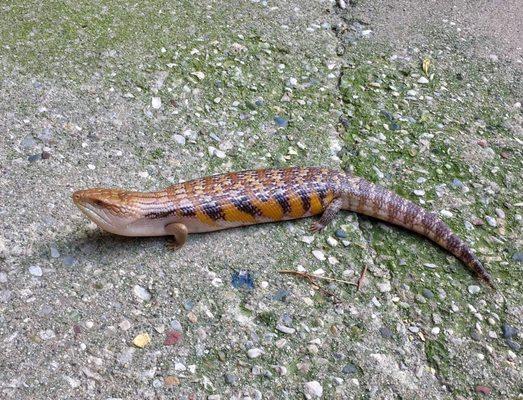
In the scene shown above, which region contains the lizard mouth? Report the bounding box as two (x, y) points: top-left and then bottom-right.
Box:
(76, 202), (114, 228)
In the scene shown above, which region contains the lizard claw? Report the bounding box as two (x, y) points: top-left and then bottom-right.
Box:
(166, 239), (183, 251)
(310, 221), (324, 233)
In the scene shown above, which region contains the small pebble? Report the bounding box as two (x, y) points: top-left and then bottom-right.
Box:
(173, 134), (186, 145)
(274, 116), (288, 128)
(431, 327), (441, 335)
(164, 330), (183, 346)
(485, 216), (497, 227)
(379, 326), (393, 338)
(312, 250), (326, 261)
(451, 178), (464, 188)
(119, 320), (131, 331)
(50, 246), (60, 258)
(224, 373), (238, 385)
(276, 324), (296, 334)
(468, 285), (481, 295)
(29, 265), (43, 277)
(501, 323), (518, 339)
(63, 256), (76, 267)
(377, 281), (391, 293)
(326, 237), (338, 247)
(409, 326), (420, 333)
(133, 285), (151, 301)
(301, 235), (315, 244)
(334, 229), (347, 238)
(170, 319), (183, 332)
(133, 333), (151, 348)
(303, 381), (323, 399)
(152, 97), (162, 109)
(413, 189), (425, 196)
(506, 339), (521, 351)
(418, 76), (429, 84)
(247, 348), (263, 359)
(187, 311), (198, 323)
(342, 363), (358, 374)
(272, 289), (290, 302)
(440, 210), (453, 218)
(488, 331), (498, 339)
(422, 289), (434, 299)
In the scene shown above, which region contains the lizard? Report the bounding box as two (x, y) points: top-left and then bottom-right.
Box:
(72, 166), (494, 287)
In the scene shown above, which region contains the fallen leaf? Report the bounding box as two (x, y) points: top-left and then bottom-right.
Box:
(422, 58), (431, 76)
(475, 385), (492, 395)
(132, 333), (151, 348)
(164, 330), (183, 346)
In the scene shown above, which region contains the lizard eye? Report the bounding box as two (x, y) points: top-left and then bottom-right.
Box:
(93, 199), (105, 207)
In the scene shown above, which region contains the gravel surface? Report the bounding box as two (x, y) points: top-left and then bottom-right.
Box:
(1, 0), (521, 398)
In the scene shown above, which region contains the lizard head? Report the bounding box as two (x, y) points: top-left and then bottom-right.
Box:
(72, 188), (140, 235)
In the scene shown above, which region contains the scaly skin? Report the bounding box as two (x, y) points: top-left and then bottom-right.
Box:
(72, 167), (494, 287)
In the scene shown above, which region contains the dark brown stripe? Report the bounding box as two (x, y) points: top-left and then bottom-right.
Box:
(297, 188), (311, 212)
(316, 186), (328, 206)
(231, 195), (261, 217)
(256, 192), (271, 202)
(274, 192), (291, 215)
(201, 201), (225, 220)
(179, 205), (197, 217)
(145, 210), (174, 219)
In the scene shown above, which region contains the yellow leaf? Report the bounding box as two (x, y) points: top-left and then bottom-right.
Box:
(422, 58), (431, 76)
(133, 333), (151, 348)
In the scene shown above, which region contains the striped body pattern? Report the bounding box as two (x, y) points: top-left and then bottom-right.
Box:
(73, 167), (494, 286)
(152, 167), (342, 231)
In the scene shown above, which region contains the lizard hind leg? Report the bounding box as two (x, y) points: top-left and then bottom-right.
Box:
(165, 222), (188, 251)
(310, 197), (343, 233)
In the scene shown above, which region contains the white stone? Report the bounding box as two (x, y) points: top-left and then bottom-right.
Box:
(304, 380), (323, 398)
(29, 265), (43, 277)
(468, 285), (481, 294)
(326, 237), (338, 247)
(328, 256), (339, 265)
(312, 250), (325, 261)
(133, 285), (151, 301)
(174, 362), (186, 371)
(418, 76), (429, 84)
(276, 324), (296, 334)
(119, 320), (131, 331)
(485, 216), (497, 227)
(301, 236), (315, 244)
(377, 281), (391, 293)
(413, 189), (425, 196)
(151, 97), (162, 109)
(39, 329), (56, 340)
(247, 348), (263, 358)
(191, 71), (205, 80)
(431, 327), (440, 335)
(173, 134), (186, 145)
(440, 210), (453, 218)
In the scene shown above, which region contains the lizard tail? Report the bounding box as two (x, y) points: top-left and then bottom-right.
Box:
(343, 177), (494, 288)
